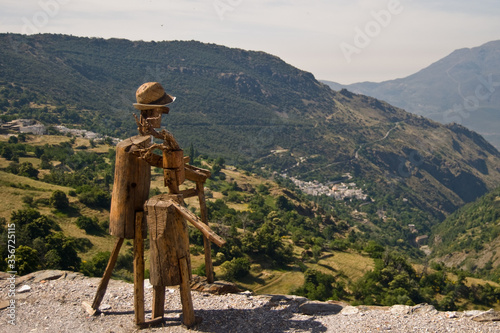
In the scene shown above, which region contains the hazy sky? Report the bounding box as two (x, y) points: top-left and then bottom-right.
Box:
(1, 0), (500, 84)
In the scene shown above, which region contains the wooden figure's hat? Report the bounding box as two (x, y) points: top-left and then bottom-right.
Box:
(133, 82), (176, 112)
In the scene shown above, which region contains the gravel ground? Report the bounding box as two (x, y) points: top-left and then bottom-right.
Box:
(1, 271), (499, 333)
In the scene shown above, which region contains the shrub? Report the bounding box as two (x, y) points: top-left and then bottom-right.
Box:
(77, 186), (111, 208)
(293, 269), (347, 301)
(221, 257), (251, 281)
(75, 216), (103, 234)
(193, 263), (206, 277)
(81, 251), (111, 277)
(18, 162), (38, 178)
(50, 190), (69, 210)
(12, 245), (39, 275)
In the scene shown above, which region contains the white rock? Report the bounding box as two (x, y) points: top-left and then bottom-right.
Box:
(99, 304), (111, 310)
(17, 285), (31, 293)
(445, 311), (458, 318)
(144, 280), (153, 289)
(389, 305), (412, 315)
(341, 306), (360, 315)
(463, 310), (484, 317)
(299, 301), (343, 315)
(412, 303), (437, 315)
(471, 309), (500, 322)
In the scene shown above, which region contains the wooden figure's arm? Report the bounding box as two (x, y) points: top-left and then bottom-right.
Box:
(185, 165), (211, 183)
(168, 201), (226, 247)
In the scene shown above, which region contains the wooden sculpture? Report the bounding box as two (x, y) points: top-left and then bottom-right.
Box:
(83, 82), (225, 328)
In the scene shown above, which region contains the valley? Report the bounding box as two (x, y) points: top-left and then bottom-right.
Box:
(0, 33), (500, 311)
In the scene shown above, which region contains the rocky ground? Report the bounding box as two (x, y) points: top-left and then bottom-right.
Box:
(1, 270), (499, 333)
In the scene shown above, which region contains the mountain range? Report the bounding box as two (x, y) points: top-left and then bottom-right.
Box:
(322, 40), (500, 150)
(1, 33), (500, 249)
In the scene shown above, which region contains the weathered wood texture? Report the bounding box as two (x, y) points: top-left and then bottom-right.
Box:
(91, 237), (124, 310)
(109, 135), (151, 239)
(169, 201), (226, 247)
(179, 256), (196, 327)
(134, 212), (145, 325)
(163, 150), (185, 193)
(196, 181), (214, 283)
(179, 188), (198, 198)
(185, 164), (211, 183)
(146, 194), (191, 286)
(151, 285), (165, 319)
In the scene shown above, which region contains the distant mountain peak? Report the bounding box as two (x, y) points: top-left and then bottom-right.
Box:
(322, 40), (500, 150)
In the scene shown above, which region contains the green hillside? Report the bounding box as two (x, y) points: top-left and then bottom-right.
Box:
(1, 34), (500, 247)
(1, 133), (499, 311)
(431, 186), (500, 280)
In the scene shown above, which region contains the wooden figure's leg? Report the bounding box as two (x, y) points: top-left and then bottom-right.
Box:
(152, 286), (166, 319)
(179, 256), (196, 327)
(90, 237), (124, 311)
(196, 181), (214, 283)
(134, 212), (145, 325)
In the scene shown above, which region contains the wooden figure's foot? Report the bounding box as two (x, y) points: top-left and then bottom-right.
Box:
(81, 301), (99, 316)
(181, 315), (202, 329)
(136, 316), (166, 329)
(152, 285), (166, 319)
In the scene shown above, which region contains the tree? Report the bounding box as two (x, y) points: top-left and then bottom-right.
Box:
(293, 269), (346, 301)
(211, 163), (222, 176)
(276, 195), (293, 211)
(221, 257), (251, 281)
(1, 146), (13, 160)
(50, 190), (69, 210)
(25, 215), (56, 240)
(214, 157), (225, 168)
(34, 146), (44, 158)
(18, 162), (38, 178)
(44, 232), (81, 271)
(364, 240), (385, 258)
(40, 154), (52, 169)
(77, 186), (111, 208)
(81, 251), (111, 277)
(189, 143), (195, 161)
(14, 245), (40, 275)
(75, 216), (102, 234)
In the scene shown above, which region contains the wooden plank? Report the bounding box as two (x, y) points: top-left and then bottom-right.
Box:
(196, 181), (214, 283)
(190, 165), (211, 178)
(179, 188), (198, 198)
(173, 203), (191, 281)
(147, 196), (181, 286)
(141, 152), (162, 168)
(179, 256), (196, 328)
(184, 165), (211, 183)
(82, 301), (97, 316)
(164, 169), (180, 194)
(152, 286), (165, 319)
(169, 201), (226, 247)
(109, 135), (150, 239)
(163, 150), (185, 191)
(133, 212), (145, 325)
(91, 237), (124, 310)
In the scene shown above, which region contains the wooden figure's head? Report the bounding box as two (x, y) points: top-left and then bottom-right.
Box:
(133, 82), (176, 129)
